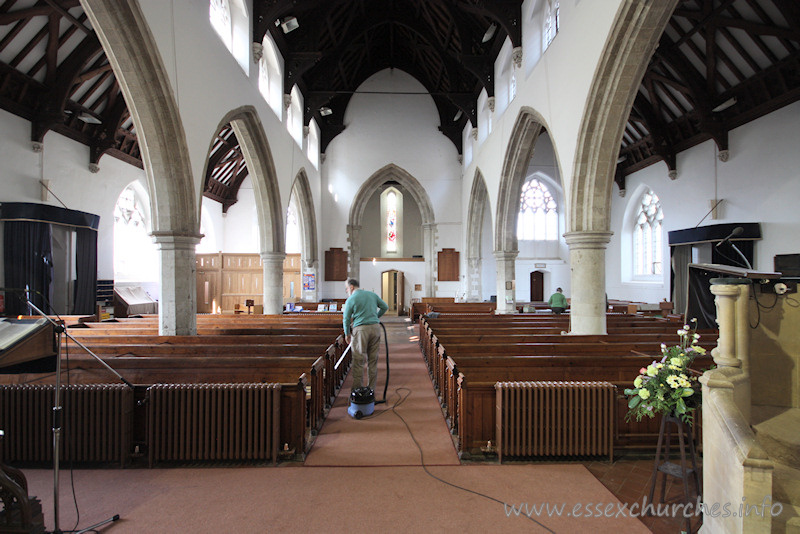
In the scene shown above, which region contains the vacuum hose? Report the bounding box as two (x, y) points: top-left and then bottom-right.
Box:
(375, 321), (390, 404)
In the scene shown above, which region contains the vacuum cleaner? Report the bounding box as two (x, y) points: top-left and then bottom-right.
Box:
(335, 322), (390, 419)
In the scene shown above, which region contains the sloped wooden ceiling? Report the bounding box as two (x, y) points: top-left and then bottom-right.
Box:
(1, 0), (798, 209)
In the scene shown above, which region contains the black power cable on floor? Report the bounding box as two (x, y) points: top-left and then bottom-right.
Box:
(386, 387), (557, 533)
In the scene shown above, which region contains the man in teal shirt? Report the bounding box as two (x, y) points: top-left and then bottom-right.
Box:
(343, 278), (389, 393)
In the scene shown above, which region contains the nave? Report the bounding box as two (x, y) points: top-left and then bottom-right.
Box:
(18, 318), (679, 533)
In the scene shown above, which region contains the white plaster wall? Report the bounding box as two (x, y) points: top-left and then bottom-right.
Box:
(0, 108), (146, 283)
(319, 69), (462, 299)
(136, 1), (318, 228)
(480, 201), (497, 302)
(607, 101), (800, 303)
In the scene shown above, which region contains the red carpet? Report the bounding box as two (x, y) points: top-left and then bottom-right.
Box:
(304, 318), (459, 466)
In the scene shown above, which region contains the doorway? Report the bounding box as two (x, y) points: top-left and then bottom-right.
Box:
(381, 270), (404, 315)
(530, 271), (544, 302)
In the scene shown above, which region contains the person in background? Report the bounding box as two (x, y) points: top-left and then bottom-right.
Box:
(343, 278), (389, 394)
(548, 287), (568, 314)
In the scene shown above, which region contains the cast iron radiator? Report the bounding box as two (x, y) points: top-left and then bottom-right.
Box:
(0, 384), (133, 465)
(147, 383), (281, 466)
(495, 381), (615, 461)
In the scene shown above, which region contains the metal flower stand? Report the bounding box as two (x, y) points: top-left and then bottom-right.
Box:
(647, 413), (702, 533)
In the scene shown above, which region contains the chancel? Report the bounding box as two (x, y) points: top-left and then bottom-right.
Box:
(0, 1), (798, 533)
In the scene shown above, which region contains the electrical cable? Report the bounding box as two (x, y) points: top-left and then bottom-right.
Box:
(386, 386), (557, 533)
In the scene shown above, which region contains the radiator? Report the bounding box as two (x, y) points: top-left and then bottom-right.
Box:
(0, 384), (133, 465)
(495, 381), (615, 461)
(147, 383), (281, 466)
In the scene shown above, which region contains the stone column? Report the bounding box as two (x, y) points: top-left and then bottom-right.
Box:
(346, 224), (361, 282)
(301, 259), (319, 302)
(467, 256), (482, 302)
(710, 278), (753, 420)
(423, 223), (436, 298)
(260, 251), (285, 315)
(564, 231), (613, 334)
(151, 232), (202, 336)
(494, 251), (519, 314)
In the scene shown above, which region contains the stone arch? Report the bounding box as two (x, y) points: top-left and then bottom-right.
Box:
(570, 0), (678, 232)
(81, 0), (199, 334)
(465, 170), (490, 301)
(211, 106), (284, 254)
(495, 107), (547, 253)
(348, 163), (436, 295)
(567, 0), (677, 334)
(289, 169), (319, 300)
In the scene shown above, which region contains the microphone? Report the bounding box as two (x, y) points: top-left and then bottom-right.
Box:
(715, 226), (743, 248)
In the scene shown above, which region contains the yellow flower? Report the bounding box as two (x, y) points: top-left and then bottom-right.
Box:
(670, 357), (683, 366)
(638, 389), (650, 400)
(634, 376), (643, 388)
(646, 365), (658, 377)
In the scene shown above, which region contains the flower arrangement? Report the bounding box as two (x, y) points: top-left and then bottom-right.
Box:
(625, 319), (707, 424)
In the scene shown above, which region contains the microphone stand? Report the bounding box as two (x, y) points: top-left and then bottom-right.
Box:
(729, 241), (753, 271)
(25, 299), (128, 534)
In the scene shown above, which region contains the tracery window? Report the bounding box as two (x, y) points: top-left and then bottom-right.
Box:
(113, 184), (158, 282)
(286, 202), (302, 254)
(634, 189), (663, 276)
(517, 178), (558, 241)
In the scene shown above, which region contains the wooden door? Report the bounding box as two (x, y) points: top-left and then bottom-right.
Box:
(396, 271), (405, 315)
(530, 271), (544, 302)
(196, 271), (220, 313)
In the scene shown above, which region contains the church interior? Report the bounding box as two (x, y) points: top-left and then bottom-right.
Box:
(1, 0), (799, 532)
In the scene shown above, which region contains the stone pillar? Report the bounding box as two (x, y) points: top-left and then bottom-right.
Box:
(709, 279), (751, 369)
(423, 223), (436, 298)
(151, 232), (202, 336)
(494, 251), (518, 314)
(467, 256), (482, 302)
(301, 259), (319, 302)
(710, 278), (753, 420)
(564, 231), (613, 334)
(346, 224), (361, 282)
(260, 251), (285, 315)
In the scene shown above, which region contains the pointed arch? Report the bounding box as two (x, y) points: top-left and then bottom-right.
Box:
(81, 0), (196, 235)
(495, 107), (547, 253)
(289, 169), (318, 266)
(570, 0), (678, 232)
(348, 164), (436, 295)
(465, 170), (490, 301)
(220, 107), (284, 254)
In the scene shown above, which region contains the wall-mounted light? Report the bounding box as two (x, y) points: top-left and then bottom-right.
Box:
(78, 113), (102, 124)
(452, 109), (463, 122)
(328, 184), (334, 193)
(319, 107), (332, 116)
(372, 258), (377, 265)
(278, 16), (299, 33)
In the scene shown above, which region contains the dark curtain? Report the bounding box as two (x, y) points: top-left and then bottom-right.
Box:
(3, 221), (53, 316)
(686, 268), (718, 330)
(74, 227), (97, 314)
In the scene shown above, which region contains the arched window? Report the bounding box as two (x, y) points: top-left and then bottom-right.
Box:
(544, 0), (560, 50)
(386, 190), (397, 252)
(259, 34), (283, 118)
(380, 187), (403, 256)
(210, 0), (232, 50)
(287, 85), (304, 147)
(286, 202), (302, 254)
(517, 178), (558, 241)
(113, 184), (158, 283)
(634, 189), (663, 276)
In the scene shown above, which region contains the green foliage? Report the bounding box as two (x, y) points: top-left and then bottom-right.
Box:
(624, 319), (707, 425)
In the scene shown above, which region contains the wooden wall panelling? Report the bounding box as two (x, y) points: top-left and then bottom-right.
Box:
(437, 248), (459, 281)
(325, 248), (348, 281)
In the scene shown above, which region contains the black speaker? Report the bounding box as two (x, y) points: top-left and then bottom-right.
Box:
(775, 254), (800, 277)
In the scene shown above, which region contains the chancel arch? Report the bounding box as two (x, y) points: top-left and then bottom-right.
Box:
(348, 164), (435, 296)
(568, 0), (678, 334)
(81, 0), (199, 335)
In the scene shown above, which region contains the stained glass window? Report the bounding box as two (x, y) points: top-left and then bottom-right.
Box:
(634, 190), (663, 276)
(517, 178), (558, 241)
(386, 191), (397, 252)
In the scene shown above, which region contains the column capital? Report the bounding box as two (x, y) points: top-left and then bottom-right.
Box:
(150, 231), (203, 248)
(260, 251), (286, 264)
(493, 250), (519, 262)
(563, 231), (613, 248)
